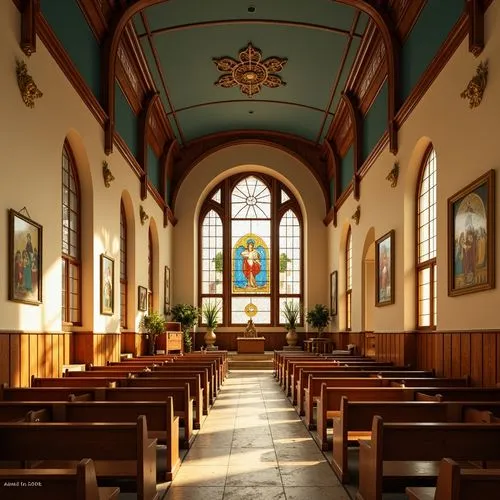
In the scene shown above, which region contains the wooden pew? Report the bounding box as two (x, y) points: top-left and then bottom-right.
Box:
(332, 399), (500, 483)
(315, 385), (426, 451)
(0, 458), (119, 500)
(294, 369), (433, 415)
(406, 458), (500, 500)
(29, 381), (194, 449)
(409, 387), (500, 401)
(0, 385), (91, 401)
(388, 377), (470, 387)
(0, 415), (158, 500)
(304, 377), (391, 429)
(357, 416), (500, 500)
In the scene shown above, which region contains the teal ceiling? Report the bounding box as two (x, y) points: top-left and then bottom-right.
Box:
(133, 0), (368, 144)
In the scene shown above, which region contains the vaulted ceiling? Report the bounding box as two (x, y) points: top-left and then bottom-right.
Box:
(132, 0), (369, 145)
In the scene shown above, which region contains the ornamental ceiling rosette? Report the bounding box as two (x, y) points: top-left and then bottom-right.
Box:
(213, 42), (287, 97)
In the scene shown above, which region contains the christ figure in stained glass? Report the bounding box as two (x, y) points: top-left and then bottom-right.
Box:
(233, 234), (269, 293)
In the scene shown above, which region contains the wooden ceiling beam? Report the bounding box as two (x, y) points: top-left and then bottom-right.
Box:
(467, 0), (485, 56)
(333, 0), (400, 154)
(20, 0), (39, 57)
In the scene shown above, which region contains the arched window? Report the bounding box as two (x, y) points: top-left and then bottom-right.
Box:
(61, 143), (81, 325)
(416, 146), (437, 329)
(148, 229), (153, 314)
(120, 200), (128, 328)
(346, 227), (352, 331)
(199, 173), (303, 326)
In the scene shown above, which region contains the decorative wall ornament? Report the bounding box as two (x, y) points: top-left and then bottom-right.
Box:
(461, 60), (488, 108)
(213, 42), (287, 97)
(352, 205), (361, 225)
(16, 59), (42, 108)
(139, 205), (149, 225)
(386, 161), (399, 188)
(102, 161), (115, 188)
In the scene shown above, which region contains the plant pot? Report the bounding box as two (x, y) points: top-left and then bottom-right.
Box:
(286, 329), (298, 346)
(147, 335), (157, 355)
(204, 328), (216, 347)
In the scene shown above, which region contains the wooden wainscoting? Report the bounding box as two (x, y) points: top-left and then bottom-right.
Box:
(121, 332), (142, 356)
(418, 330), (500, 387)
(72, 332), (121, 366)
(0, 331), (71, 387)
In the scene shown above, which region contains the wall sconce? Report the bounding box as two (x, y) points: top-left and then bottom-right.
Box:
(139, 205), (149, 225)
(386, 162), (399, 188)
(351, 205), (360, 225)
(16, 59), (42, 108)
(460, 60), (488, 109)
(102, 160), (115, 188)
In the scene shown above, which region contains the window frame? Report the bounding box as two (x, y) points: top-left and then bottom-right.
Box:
(345, 226), (352, 331)
(120, 200), (128, 329)
(415, 145), (437, 331)
(61, 142), (82, 326)
(198, 173), (303, 327)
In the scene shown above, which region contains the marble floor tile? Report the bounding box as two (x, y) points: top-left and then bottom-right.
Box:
(225, 465), (282, 486)
(223, 486), (286, 500)
(182, 447), (231, 466)
(279, 462), (341, 487)
(165, 486), (224, 500)
(172, 466), (228, 487)
(228, 447), (277, 466)
(284, 486), (350, 500)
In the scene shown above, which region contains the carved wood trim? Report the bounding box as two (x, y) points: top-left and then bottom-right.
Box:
(341, 92), (362, 201)
(138, 92), (160, 177)
(76, 0), (107, 40)
(467, 0), (485, 56)
(20, 0), (39, 57)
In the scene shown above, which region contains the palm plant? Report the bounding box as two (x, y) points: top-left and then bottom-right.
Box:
(306, 304), (330, 337)
(282, 301), (300, 331)
(202, 300), (221, 330)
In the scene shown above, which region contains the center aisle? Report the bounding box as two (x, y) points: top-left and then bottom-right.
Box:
(164, 370), (349, 500)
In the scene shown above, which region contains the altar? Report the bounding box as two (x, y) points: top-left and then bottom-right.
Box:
(237, 337), (265, 354)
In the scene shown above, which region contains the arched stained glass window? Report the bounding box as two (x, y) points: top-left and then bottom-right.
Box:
(199, 174), (302, 326)
(417, 146), (437, 329)
(120, 200), (128, 329)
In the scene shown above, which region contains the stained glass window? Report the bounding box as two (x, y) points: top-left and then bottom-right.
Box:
(199, 174), (302, 326)
(346, 227), (352, 331)
(120, 200), (127, 329)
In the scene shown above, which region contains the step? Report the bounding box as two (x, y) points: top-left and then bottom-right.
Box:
(228, 360), (274, 370)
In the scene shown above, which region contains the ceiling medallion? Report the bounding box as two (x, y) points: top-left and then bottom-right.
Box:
(213, 42), (287, 98)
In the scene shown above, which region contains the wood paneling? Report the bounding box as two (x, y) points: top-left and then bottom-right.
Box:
(355, 330), (500, 387)
(0, 332), (71, 387)
(72, 332), (121, 366)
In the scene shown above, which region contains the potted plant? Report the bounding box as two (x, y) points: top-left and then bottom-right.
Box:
(169, 303), (200, 353)
(202, 300), (222, 348)
(139, 311), (167, 355)
(306, 304), (330, 338)
(282, 300), (300, 346)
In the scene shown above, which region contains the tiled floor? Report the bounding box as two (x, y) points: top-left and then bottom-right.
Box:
(164, 370), (350, 500)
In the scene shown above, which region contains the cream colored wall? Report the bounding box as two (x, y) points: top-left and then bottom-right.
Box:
(331, 0), (500, 331)
(0, 1), (172, 333)
(173, 144), (328, 332)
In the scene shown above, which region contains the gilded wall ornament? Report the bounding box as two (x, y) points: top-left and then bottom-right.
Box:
(102, 161), (115, 188)
(213, 42), (287, 97)
(16, 59), (43, 108)
(386, 162), (399, 188)
(352, 205), (361, 225)
(139, 205), (149, 225)
(461, 60), (488, 108)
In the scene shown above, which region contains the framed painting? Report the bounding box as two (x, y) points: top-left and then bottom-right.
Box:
(164, 265), (171, 314)
(138, 285), (148, 311)
(448, 169), (495, 296)
(330, 270), (337, 316)
(100, 254), (114, 315)
(375, 230), (395, 307)
(8, 209), (42, 305)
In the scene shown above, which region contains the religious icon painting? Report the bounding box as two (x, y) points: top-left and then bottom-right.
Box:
(8, 209), (43, 305)
(100, 254), (114, 316)
(232, 233), (270, 294)
(448, 169), (495, 296)
(375, 230), (395, 307)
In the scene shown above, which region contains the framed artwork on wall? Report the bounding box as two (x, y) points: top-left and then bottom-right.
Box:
(375, 230), (395, 307)
(330, 270), (337, 316)
(8, 209), (42, 305)
(448, 169), (495, 296)
(100, 254), (114, 315)
(138, 285), (148, 311)
(164, 265), (171, 314)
